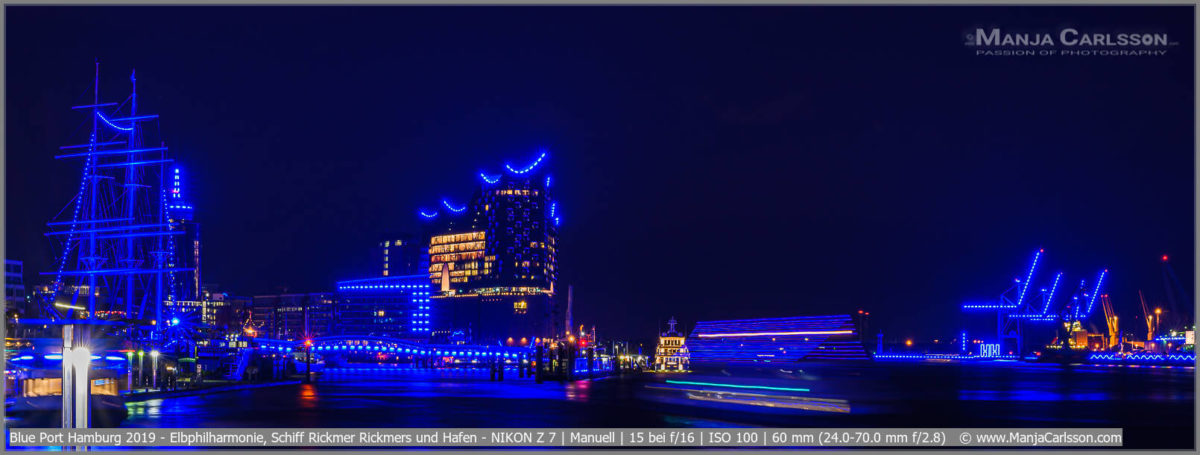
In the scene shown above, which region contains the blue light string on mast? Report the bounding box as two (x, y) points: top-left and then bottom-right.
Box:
(479, 172), (501, 184)
(55, 131), (97, 293)
(96, 112), (133, 132)
(418, 210), (438, 219)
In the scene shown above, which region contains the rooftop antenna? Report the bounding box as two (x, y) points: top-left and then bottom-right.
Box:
(565, 285), (573, 337)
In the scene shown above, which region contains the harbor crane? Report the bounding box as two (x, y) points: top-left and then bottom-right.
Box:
(1100, 294), (1119, 350)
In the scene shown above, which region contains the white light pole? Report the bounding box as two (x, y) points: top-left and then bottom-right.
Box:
(137, 350), (145, 389)
(61, 324), (92, 432)
(61, 325), (75, 429)
(151, 350), (160, 390)
(125, 351), (133, 392)
(65, 346), (91, 429)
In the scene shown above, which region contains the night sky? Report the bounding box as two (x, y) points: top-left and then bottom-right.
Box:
(6, 6), (1194, 342)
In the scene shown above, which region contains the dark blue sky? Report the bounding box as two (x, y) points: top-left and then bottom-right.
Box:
(6, 6), (1194, 341)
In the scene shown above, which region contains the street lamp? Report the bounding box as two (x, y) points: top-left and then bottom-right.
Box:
(304, 339), (313, 383)
(1155, 308), (1163, 343)
(137, 350), (145, 388)
(150, 350), (160, 390)
(125, 351), (134, 392)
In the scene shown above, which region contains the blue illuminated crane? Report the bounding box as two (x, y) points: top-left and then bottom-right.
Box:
(961, 248), (1085, 355)
(960, 249), (1045, 354)
(42, 62), (192, 345)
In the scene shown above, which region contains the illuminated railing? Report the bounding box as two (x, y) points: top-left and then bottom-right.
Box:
(1154, 335), (1187, 343)
(336, 275), (430, 292)
(873, 354), (1019, 360)
(1087, 353), (1195, 364)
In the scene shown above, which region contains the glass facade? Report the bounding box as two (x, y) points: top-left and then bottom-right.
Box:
(421, 161), (558, 298)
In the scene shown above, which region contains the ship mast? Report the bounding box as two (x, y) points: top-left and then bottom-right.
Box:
(44, 62), (189, 345)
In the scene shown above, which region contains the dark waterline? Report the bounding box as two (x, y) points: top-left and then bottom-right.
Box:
(7, 361), (1194, 449)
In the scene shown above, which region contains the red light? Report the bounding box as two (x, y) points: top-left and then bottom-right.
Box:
(858, 310), (863, 314)
(1039, 248), (1044, 253)
(1162, 255), (1169, 262)
(304, 339), (313, 347)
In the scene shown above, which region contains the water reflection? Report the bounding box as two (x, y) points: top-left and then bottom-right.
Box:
(564, 379), (590, 401)
(7, 362), (1189, 449)
(298, 383), (318, 409)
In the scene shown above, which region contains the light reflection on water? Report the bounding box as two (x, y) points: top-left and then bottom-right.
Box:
(4, 362), (1192, 450)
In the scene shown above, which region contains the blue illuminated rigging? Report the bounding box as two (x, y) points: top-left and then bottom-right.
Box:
(96, 111), (133, 132)
(419, 210), (439, 219)
(44, 63), (184, 336)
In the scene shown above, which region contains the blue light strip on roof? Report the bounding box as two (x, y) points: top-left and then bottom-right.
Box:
(480, 172), (501, 184)
(505, 150), (547, 174)
(442, 199), (466, 213)
(419, 210), (438, 218)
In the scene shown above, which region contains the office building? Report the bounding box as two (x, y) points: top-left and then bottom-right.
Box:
(334, 275), (431, 340)
(377, 233), (424, 277)
(415, 150), (560, 344)
(250, 293), (335, 340)
(5, 260), (25, 311)
(167, 166), (202, 301)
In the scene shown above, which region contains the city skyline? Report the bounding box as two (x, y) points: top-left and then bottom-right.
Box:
(6, 6), (1194, 341)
